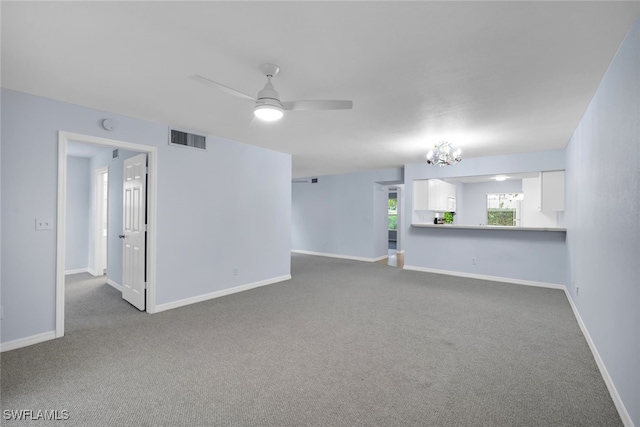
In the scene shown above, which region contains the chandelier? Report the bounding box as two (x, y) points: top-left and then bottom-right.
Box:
(426, 141), (462, 166)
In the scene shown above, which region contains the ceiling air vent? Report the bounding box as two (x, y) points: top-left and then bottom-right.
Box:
(169, 129), (206, 151)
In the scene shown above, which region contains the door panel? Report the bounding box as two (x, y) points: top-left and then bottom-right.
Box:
(122, 153), (147, 311)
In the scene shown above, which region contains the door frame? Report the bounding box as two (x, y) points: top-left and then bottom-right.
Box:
(92, 166), (109, 276)
(56, 131), (159, 339)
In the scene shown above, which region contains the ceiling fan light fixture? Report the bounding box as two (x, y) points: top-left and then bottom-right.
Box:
(254, 103), (284, 122)
(191, 63), (353, 123)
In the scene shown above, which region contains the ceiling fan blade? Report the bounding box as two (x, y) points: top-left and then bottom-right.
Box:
(282, 100), (353, 111)
(188, 75), (255, 101)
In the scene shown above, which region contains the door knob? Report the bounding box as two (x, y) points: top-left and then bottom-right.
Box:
(119, 234), (126, 239)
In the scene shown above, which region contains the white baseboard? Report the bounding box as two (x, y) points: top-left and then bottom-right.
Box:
(154, 274), (292, 313)
(292, 250), (387, 263)
(65, 268), (88, 275)
(563, 289), (633, 427)
(106, 278), (122, 291)
(1, 330), (56, 353)
(88, 268), (101, 277)
(402, 265), (565, 290)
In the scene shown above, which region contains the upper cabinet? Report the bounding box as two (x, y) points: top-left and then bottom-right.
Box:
(413, 179), (430, 210)
(540, 171), (565, 211)
(413, 179), (456, 212)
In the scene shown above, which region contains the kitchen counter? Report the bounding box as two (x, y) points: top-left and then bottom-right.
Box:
(411, 223), (566, 232)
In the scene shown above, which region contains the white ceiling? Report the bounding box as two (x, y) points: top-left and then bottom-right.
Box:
(67, 140), (112, 158)
(2, 2), (639, 178)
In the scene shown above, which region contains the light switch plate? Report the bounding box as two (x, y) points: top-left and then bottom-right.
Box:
(35, 218), (53, 230)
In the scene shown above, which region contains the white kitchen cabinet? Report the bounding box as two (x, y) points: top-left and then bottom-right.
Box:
(413, 179), (456, 212)
(541, 171), (565, 211)
(428, 180), (441, 210)
(413, 179), (430, 210)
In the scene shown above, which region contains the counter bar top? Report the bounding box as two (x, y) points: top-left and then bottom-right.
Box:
(411, 224), (566, 232)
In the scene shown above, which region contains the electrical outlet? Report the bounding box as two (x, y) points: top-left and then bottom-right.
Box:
(233, 268), (238, 276)
(576, 285), (579, 296)
(0, 305), (3, 320)
(472, 257), (477, 265)
(35, 219), (53, 230)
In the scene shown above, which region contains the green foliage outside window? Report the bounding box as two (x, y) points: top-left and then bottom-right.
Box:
(487, 210), (515, 226)
(388, 198), (398, 230)
(388, 215), (398, 230)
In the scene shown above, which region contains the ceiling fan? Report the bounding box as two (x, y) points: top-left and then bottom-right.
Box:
(189, 63), (353, 122)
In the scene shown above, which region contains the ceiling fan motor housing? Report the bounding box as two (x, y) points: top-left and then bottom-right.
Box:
(256, 79), (283, 109)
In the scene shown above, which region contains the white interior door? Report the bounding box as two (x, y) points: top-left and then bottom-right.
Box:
(122, 153), (147, 310)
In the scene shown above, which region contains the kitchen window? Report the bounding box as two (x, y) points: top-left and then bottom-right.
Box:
(487, 193), (523, 227)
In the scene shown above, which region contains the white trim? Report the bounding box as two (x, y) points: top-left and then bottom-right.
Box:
(154, 275), (292, 313)
(64, 268), (89, 275)
(145, 145), (158, 314)
(563, 289), (634, 427)
(402, 265), (565, 290)
(57, 131), (159, 338)
(292, 250), (388, 263)
(106, 278), (123, 291)
(1, 331), (56, 353)
(87, 268), (101, 277)
(56, 134), (67, 338)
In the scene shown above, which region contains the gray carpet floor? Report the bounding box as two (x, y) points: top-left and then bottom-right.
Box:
(1, 254), (621, 426)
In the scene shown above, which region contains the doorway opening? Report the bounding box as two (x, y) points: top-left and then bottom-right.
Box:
(377, 186), (404, 269)
(56, 131), (158, 339)
(94, 167), (109, 276)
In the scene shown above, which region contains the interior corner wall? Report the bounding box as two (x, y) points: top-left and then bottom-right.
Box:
(65, 156), (91, 271)
(0, 88), (292, 344)
(564, 16), (640, 425)
(291, 168), (402, 260)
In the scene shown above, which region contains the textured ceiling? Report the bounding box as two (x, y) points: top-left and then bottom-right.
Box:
(2, 2), (639, 177)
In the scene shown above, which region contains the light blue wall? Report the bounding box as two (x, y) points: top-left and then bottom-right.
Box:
(1, 88), (291, 343)
(404, 150), (567, 285)
(65, 156), (91, 271)
(564, 16), (640, 425)
(87, 148), (139, 285)
(457, 179), (523, 226)
(292, 168), (402, 260)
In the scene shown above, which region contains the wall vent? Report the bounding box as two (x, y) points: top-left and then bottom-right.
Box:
(112, 149), (119, 159)
(169, 129), (206, 150)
